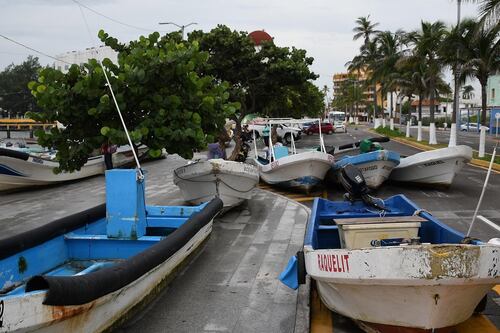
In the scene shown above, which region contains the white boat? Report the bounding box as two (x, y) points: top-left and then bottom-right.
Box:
(330, 150), (400, 189)
(251, 118), (334, 193)
(389, 145), (472, 186)
(280, 166), (499, 331)
(0, 146), (147, 191)
(173, 159), (259, 211)
(0, 169), (222, 333)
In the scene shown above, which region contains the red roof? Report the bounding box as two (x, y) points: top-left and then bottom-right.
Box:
(249, 30), (273, 46)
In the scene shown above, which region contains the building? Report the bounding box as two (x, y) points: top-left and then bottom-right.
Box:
(332, 70), (381, 121)
(54, 46), (117, 72)
(487, 73), (499, 107)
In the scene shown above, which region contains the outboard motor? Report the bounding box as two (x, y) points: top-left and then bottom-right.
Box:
(339, 164), (389, 211)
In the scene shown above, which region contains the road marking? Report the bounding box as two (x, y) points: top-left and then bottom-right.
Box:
(476, 215), (500, 232)
(311, 287), (333, 333)
(455, 314), (499, 333)
(295, 197), (316, 202)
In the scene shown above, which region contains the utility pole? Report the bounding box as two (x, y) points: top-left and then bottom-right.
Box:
(158, 22), (197, 40)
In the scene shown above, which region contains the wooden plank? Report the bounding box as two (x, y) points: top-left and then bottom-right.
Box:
(333, 215), (427, 226)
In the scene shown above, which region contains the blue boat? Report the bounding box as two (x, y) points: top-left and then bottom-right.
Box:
(280, 165), (499, 331)
(0, 169), (222, 332)
(330, 150), (400, 189)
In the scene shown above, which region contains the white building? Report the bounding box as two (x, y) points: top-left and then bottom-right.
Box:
(54, 46), (117, 72)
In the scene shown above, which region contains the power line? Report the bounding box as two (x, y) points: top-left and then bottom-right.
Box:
(70, 0), (168, 33)
(0, 33), (72, 65)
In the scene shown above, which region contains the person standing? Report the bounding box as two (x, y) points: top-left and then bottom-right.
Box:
(101, 142), (114, 170)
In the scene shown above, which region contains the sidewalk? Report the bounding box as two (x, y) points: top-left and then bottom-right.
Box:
(0, 155), (311, 333)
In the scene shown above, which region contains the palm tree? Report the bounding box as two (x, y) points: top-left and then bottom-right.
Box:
(353, 16), (380, 44)
(463, 0), (500, 27)
(407, 21), (448, 143)
(373, 30), (404, 121)
(460, 21), (500, 125)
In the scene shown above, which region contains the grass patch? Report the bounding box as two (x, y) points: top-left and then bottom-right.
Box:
(374, 126), (404, 137)
(473, 151), (500, 165)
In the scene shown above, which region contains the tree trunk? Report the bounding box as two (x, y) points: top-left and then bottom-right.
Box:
(228, 120), (242, 161)
(429, 86), (435, 124)
(390, 91), (394, 119)
(271, 125), (278, 145)
(373, 83), (378, 118)
(452, 66), (459, 123)
(418, 94), (422, 121)
(481, 82), (487, 126)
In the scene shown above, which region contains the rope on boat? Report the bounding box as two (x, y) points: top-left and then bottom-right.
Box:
(173, 168), (256, 193)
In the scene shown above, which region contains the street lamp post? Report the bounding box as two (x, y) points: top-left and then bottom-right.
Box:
(158, 22), (197, 40)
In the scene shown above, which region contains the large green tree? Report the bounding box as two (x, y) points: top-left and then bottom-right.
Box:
(0, 56), (41, 117)
(29, 31), (237, 172)
(189, 25), (322, 159)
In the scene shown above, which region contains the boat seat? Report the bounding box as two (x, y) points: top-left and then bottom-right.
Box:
(333, 215), (427, 226)
(273, 146), (289, 160)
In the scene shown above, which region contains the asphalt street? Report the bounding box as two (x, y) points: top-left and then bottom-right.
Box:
(296, 125), (500, 242)
(393, 123), (499, 154)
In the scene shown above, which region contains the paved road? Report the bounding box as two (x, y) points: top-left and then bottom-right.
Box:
(393, 123), (499, 154)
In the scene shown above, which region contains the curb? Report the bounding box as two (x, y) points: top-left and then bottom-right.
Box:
(373, 131), (500, 173)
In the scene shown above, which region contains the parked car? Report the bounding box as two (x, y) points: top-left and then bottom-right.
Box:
(460, 123), (489, 132)
(305, 122), (334, 135)
(333, 121), (347, 133)
(248, 123), (302, 144)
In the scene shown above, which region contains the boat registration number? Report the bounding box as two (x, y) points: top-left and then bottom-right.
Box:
(32, 157), (43, 164)
(271, 161), (279, 169)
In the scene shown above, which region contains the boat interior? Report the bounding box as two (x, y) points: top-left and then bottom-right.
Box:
(0, 203), (206, 299)
(306, 195), (474, 250)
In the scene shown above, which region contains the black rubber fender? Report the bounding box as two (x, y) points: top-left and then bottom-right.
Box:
(296, 250), (306, 285)
(0, 147), (30, 161)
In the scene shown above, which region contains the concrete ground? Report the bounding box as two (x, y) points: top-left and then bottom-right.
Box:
(0, 154), (310, 333)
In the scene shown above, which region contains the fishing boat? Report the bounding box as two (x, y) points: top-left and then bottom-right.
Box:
(173, 159), (259, 211)
(0, 168), (223, 332)
(389, 145), (473, 186)
(330, 149), (400, 189)
(251, 119), (334, 193)
(280, 165), (499, 332)
(0, 145), (147, 191)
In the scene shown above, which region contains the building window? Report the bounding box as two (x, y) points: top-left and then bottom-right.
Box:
(64, 65), (69, 70)
(492, 88), (496, 99)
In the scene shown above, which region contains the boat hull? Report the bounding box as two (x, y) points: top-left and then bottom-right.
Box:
(173, 159), (259, 211)
(305, 244), (499, 329)
(390, 146), (472, 186)
(330, 150), (400, 189)
(0, 147), (147, 191)
(1, 223), (212, 333)
(254, 151), (333, 192)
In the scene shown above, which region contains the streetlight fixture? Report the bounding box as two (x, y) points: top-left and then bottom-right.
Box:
(158, 22), (197, 40)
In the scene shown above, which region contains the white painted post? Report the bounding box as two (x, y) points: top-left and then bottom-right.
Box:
(449, 123), (457, 147)
(374, 118), (380, 129)
(355, 117), (359, 125)
(429, 123), (437, 145)
(417, 121), (422, 141)
(382, 118), (386, 128)
(406, 121), (410, 137)
(479, 126), (486, 158)
(390, 118), (394, 131)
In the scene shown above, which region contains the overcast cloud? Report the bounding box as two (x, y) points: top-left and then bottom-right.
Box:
(0, 0), (479, 90)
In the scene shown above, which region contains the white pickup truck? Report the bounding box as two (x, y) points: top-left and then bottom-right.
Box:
(247, 124), (302, 144)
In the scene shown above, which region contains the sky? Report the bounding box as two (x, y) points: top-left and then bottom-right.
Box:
(0, 0), (480, 92)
